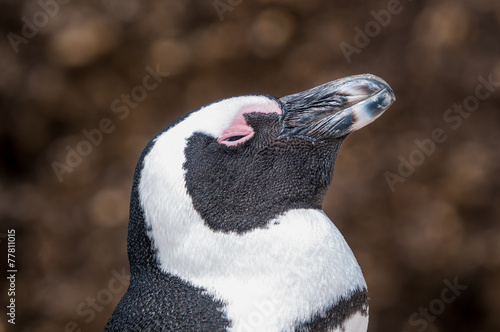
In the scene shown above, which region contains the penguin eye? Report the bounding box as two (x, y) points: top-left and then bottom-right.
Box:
(218, 131), (255, 147)
(225, 135), (246, 142)
(217, 110), (257, 147)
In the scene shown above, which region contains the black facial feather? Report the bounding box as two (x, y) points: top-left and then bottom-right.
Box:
(183, 112), (346, 234)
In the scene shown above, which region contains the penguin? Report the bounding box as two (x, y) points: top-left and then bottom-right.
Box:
(104, 74), (395, 332)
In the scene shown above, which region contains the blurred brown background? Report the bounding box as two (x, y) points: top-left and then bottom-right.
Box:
(1, 0), (499, 331)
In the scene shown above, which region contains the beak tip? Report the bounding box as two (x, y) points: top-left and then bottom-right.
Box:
(341, 74), (395, 133)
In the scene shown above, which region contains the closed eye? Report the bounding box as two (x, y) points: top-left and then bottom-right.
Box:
(225, 135), (246, 142)
(218, 131), (255, 147)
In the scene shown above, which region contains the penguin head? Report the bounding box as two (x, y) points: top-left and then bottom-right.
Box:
(129, 74), (394, 275)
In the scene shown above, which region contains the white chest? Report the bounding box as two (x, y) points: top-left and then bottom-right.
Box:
(145, 207), (367, 331)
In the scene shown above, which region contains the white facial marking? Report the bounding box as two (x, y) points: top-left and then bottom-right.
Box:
(139, 95), (367, 331)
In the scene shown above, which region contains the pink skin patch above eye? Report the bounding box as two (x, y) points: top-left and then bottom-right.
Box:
(218, 101), (282, 147)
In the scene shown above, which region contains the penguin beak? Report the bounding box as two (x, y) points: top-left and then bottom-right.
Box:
(278, 74), (395, 140)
